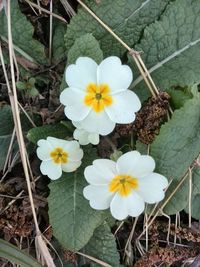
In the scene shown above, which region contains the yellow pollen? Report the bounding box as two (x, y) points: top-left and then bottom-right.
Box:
(109, 175), (138, 197)
(50, 147), (68, 164)
(84, 83), (113, 112)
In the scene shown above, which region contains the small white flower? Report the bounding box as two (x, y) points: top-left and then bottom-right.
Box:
(37, 137), (83, 180)
(83, 151), (168, 220)
(73, 121), (99, 145)
(60, 56), (141, 135)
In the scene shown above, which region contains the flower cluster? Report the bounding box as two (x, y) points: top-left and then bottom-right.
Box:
(83, 151), (168, 220)
(37, 137), (83, 180)
(36, 56), (168, 220)
(60, 56), (141, 139)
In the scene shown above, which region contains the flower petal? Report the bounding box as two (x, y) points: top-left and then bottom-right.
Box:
(72, 121), (82, 129)
(110, 192), (144, 220)
(98, 56), (133, 93)
(63, 140), (81, 155)
(62, 160), (82, 172)
(116, 151), (141, 174)
(68, 148), (83, 162)
(137, 173), (168, 203)
(60, 88), (90, 121)
(88, 133), (100, 145)
(36, 139), (53, 160)
(79, 110), (115, 135)
(84, 159), (117, 185)
(83, 185), (113, 210)
(47, 137), (67, 148)
(117, 152), (155, 178)
(65, 57), (97, 89)
(126, 193), (145, 217)
(105, 90), (141, 123)
(130, 155), (156, 178)
(73, 128), (90, 145)
(40, 160), (62, 180)
(110, 193), (128, 220)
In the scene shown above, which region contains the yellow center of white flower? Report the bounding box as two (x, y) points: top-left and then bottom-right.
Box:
(50, 147), (68, 164)
(109, 175), (138, 197)
(84, 83), (113, 112)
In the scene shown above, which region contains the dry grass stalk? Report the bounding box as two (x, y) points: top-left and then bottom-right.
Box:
(60, 0), (76, 17)
(77, 251), (113, 267)
(24, 0), (67, 23)
(0, 2), (56, 266)
(49, 0), (53, 62)
(76, 0), (159, 97)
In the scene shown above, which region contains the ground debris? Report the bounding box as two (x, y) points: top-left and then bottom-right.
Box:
(116, 92), (170, 144)
(134, 246), (200, 267)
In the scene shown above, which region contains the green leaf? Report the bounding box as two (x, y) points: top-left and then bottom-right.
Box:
(16, 81), (26, 90)
(84, 222), (120, 267)
(29, 77), (36, 86)
(29, 87), (39, 97)
(60, 33), (103, 92)
(65, 0), (170, 57)
(48, 147), (105, 251)
(166, 88), (193, 109)
(52, 21), (67, 62)
(0, 239), (42, 267)
(27, 123), (71, 144)
(132, 0), (200, 101)
(67, 33), (103, 65)
(0, 106), (34, 171)
(0, 1), (46, 64)
(150, 98), (200, 215)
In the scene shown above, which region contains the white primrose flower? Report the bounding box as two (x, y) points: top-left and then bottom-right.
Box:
(60, 56), (141, 135)
(83, 151), (168, 220)
(72, 121), (99, 145)
(37, 137), (83, 180)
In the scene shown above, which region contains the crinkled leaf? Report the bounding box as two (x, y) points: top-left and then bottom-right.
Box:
(132, 0), (200, 101)
(150, 98), (200, 215)
(0, 1), (46, 64)
(67, 33), (103, 65)
(52, 21), (67, 62)
(65, 0), (170, 57)
(83, 222), (120, 267)
(27, 123), (72, 144)
(48, 147), (105, 251)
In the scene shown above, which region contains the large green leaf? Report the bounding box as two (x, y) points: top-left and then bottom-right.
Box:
(0, 239), (42, 267)
(27, 122), (72, 144)
(65, 0), (170, 57)
(48, 147), (105, 251)
(84, 222), (120, 267)
(0, 1), (46, 64)
(150, 98), (200, 214)
(132, 0), (200, 101)
(67, 33), (103, 65)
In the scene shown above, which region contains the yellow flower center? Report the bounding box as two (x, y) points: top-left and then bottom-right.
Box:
(84, 83), (113, 112)
(50, 147), (68, 164)
(109, 175), (138, 197)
